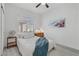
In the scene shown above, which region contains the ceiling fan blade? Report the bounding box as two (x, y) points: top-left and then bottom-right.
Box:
(45, 3), (49, 8)
(36, 3), (41, 8)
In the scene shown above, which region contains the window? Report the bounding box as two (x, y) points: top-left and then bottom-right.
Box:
(19, 22), (34, 32)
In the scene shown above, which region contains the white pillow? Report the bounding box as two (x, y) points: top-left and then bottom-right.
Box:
(23, 32), (34, 39)
(17, 32), (34, 39)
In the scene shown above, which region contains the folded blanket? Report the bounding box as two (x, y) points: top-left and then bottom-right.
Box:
(33, 37), (49, 56)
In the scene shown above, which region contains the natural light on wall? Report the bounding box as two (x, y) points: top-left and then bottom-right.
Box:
(35, 28), (44, 33)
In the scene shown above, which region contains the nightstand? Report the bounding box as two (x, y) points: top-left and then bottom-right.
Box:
(7, 36), (17, 48)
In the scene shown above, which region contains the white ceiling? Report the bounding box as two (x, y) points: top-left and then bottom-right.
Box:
(12, 3), (55, 14)
(9, 3), (76, 14)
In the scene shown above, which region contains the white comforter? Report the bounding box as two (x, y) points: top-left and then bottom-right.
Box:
(17, 36), (55, 56)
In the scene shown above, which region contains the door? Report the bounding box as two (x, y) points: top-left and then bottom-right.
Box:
(0, 3), (2, 55)
(0, 3), (5, 56)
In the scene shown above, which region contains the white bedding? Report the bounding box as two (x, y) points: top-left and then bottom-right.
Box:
(17, 36), (55, 56)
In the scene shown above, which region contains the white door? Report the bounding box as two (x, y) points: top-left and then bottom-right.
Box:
(2, 4), (5, 55)
(0, 3), (5, 56)
(0, 3), (2, 56)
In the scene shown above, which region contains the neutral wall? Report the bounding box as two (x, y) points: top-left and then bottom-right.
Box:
(4, 4), (41, 47)
(42, 4), (79, 50)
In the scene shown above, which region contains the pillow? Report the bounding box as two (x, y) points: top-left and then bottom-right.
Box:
(17, 32), (34, 39)
(23, 32), (34, 39)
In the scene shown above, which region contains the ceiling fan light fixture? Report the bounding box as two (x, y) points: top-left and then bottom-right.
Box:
(36, 3), (49, 8)
(45, 3), (49, 8)
(36, 3), (41, 8)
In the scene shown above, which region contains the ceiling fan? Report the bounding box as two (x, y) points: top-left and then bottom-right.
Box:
(36, 3), (49, 8)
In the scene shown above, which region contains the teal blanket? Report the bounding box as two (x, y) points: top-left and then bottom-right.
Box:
(33, 37), (49, 56)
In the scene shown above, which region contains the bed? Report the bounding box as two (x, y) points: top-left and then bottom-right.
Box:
(17, 32), (55, 56)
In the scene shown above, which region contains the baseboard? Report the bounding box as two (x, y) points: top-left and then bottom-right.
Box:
(56, 43), (79, 54)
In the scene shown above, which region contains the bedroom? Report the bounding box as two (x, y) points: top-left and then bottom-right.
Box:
(0, 3), (79, 56)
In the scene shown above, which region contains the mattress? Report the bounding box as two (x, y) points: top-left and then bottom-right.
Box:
(17, 36), (55, 56)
